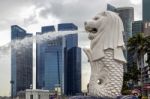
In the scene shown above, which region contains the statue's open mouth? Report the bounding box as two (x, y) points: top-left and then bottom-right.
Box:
(85, 27), (97, 33)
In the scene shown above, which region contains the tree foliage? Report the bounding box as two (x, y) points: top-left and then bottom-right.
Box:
(122, 33), (150, 94)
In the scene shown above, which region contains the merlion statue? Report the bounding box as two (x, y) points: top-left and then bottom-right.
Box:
(84, 11), (126, 98)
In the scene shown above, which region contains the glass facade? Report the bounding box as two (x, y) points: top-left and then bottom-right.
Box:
(143, 22), (150, 37)
(44, 39), (64, 91)
(65, 34), (78, 50)
(117, 7), (134, 42)
(41, 26), (55, 33)
(107, 4), (117, 12)
(65, 47), (81, 95)
(36, 26), (55, 89)
(11, 25), (33, 96)
(143, 0), (150, 21)
(132, 21), (143, 36)
(36, 23), (81, 95)
(36, 36), (65, 92)
(58, 23), (78, 31)
(58, 23), (81, 95)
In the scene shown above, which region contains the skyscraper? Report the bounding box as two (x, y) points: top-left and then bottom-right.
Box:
(65, 47), (81, 95)
(107, 4), (117, 12)
(143, 0), (150, 21)
(132, 21), (143, 36)
(58, 23), (78, 50)
(117, 7), (134, 43)
(142, 0), (150, 37)
(36, 26), (57, 90)
(11, 25), (33, 96)
(58, 23), (81, 95)
(41, 25), (55, 33)
(143, 22), (150, 37)
(36, 23), (81, 95)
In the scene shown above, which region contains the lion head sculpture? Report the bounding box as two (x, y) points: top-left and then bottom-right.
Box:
(85, 11), (126, 63)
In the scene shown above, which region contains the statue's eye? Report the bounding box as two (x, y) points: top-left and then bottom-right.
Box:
(94, 17), (99, 20)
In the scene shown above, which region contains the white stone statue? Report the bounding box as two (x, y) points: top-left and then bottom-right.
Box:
(84, 11), (126, 98)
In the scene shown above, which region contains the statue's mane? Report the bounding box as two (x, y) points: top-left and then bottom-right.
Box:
(90, 11), (126, 63)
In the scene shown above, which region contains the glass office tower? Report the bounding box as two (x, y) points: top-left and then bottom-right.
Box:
(11, 25), (33, 96)
(107, 4), (117, 12)
(58, 23), (81, 95)
(117, 7), (134, 42)
(65, 47), (81, 95)
(36, 26), (55, 89)
(36, 23), (81, 95)
(143, 0), (150, 21)
(132, 21), (143, 36)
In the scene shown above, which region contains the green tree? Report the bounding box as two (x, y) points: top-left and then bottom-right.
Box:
(127, 33), (150, 94)
(122, 63), (140, 95)
(128, 33), (148, 69)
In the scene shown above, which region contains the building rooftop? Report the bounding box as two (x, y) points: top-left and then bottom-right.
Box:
(117, 7), (134, 10)
(58, 23), (78, 31)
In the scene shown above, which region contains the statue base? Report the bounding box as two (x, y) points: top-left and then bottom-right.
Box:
(69, 96), (138, 99)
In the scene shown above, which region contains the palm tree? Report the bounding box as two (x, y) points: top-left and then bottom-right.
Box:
(127, 33), (150, 95)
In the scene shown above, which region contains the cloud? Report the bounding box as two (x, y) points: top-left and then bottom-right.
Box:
(34, 0), (108, 28)
(24, 14), (38, 27)
(129, 0), (142, 5)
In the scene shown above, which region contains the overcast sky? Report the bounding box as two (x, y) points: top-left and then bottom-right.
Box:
(0, 0), (142, 96)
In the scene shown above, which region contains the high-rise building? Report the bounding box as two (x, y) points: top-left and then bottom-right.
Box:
(58, 23), (78, 50)
(126, 21), (144, 68)
(36, 26), (56, 90)
(143, 0), (150, 21)
(117, 7), (134, 43)
(142, 1), (150, 95)
(65, 47), (81, 95)
(58, 23), (81, 95)
(36, 23), (81, 95)
(11, 25), (33, 96)
(132, 21), (143, 36)
(143, 22), (150, 37)
(142, 0), (150, 43)
(107, 4), (117, 12)
(36, 36), (65, 92)
(41, 25), (55, 33)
